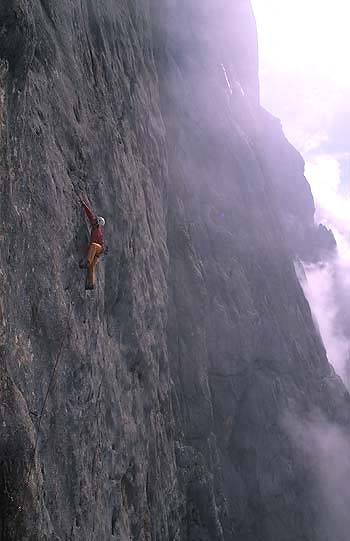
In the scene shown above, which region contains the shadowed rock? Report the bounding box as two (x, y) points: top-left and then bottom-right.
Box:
(0, 1), (348, 540)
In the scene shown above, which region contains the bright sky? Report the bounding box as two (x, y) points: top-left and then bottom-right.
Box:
(251, 1), (350, 379)
(251, 0), (350, 214)
(251, 0), (350, 154)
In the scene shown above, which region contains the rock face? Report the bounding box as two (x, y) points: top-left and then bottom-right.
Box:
(0, 1), (349, 540)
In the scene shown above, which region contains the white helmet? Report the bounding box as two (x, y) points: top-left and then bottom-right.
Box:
(97, 216), (105, 227)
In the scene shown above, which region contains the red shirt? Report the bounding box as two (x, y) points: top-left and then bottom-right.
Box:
(82, 201), (104, 246)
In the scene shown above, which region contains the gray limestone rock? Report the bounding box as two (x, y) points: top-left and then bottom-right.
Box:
(0, 1), (348, 540)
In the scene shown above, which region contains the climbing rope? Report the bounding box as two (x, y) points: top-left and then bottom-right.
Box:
(13, 311), (71, 524)
(26, 323), (69, 486)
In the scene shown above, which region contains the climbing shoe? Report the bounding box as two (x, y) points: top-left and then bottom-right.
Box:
(85, 284), (94, 290)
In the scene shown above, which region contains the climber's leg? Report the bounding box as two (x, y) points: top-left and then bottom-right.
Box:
(86, 243), (103, 289)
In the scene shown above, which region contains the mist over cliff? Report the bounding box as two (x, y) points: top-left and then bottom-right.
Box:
(0, 1), (349, 540)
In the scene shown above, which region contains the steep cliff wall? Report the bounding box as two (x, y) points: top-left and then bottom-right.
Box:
(0, 1), (175, 539)
(158, 3), (349, 540)
(0, 1), (349, 540)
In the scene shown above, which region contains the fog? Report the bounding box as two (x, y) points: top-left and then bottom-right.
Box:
(253, 1), (350, 385)
(285, 412), (350, 541)
(301, 157), (350, 384)
(253, 3), (350, 538)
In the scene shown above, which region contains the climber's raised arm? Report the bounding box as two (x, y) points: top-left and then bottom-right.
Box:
(80, 199), (95, 225)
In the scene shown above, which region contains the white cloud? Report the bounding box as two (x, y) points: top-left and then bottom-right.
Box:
(252, 1), (350, 384)
(284, 413), (350, 541)
(306, 155), (350, 234)
(253, 3), (350, 530)
(300, 261), (349, 380)
(299, 154), (350, 383)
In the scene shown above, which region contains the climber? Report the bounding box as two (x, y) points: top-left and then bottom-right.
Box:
(79, 198), (106, 290)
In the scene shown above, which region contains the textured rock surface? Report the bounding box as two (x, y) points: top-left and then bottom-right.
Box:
(0, 1), (349, 540)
